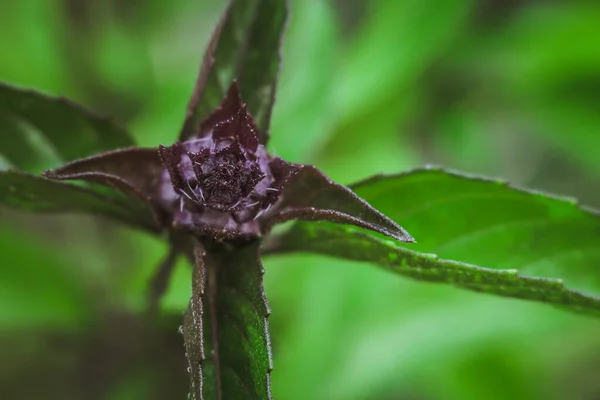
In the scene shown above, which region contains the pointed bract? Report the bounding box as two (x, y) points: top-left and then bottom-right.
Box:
(0, 170), (160, 232)
(42, 147), (167, 226)
(262, 165), (415, 242)
(198, 82), (260, 152)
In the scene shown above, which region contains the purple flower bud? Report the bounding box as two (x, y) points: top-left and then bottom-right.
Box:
(42, 81), (411, 243)
(157, 83), (297, 239)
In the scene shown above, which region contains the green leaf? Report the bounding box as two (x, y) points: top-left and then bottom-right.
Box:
(0, 84), (155, 233)
(265, 167), (600, 315)
(0, 170), (160, 232)
(184, 240), (272, 400)
(0, 83), (135, 172)
(179, 0), (288, 144)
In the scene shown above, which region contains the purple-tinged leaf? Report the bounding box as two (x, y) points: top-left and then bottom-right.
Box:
(42, 147), (167, 226)
(262, 165), (414, 242)
(183, 240), (273, 400)
(0, 170), (160, 232)
(0, 83), (135, 172)
(180, 0), (288, 144)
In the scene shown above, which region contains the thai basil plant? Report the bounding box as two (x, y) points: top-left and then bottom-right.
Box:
(2, 0), (600, 399)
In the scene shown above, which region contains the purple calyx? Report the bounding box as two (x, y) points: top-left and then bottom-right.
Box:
(158, 83), (295, 233)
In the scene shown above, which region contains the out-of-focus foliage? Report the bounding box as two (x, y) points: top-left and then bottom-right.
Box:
(1, 0), (600, 399)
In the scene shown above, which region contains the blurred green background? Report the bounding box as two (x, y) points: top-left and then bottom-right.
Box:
(2, 0), (600, 399)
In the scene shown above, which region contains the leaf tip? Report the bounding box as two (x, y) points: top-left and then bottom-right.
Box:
(394, 233), (415, 243)
(40, 169), (56, 179)
(385, 223), (415, 244)
(402, 233), (416, 243)
(225, 79), (243, 107)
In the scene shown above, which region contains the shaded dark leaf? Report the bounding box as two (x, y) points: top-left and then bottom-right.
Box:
(184, 240), (272, 400)
(262, 165), (414, 242)
(180, 0), (288, 144)
(0, 170), (160, 232)
(0, 312), (189, 400)
(264, 167), (600, 316)
(42, 147), (166, 226)
(0, 83), (135, 172)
